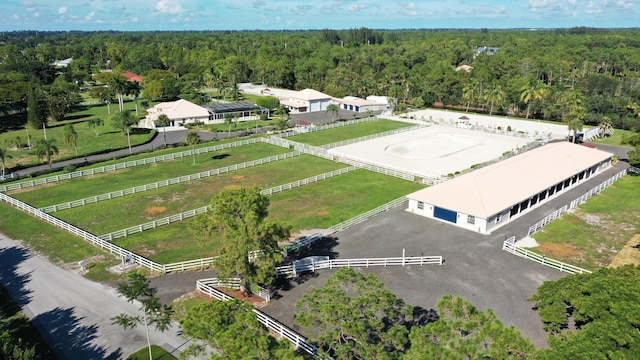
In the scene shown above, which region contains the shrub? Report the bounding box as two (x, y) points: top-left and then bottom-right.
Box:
(63, 165), (77, 173)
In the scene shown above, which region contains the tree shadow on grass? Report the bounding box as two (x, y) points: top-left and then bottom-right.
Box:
(33, 307), (122, 360)
(0, 245), (34, 307)
(211, 153), (229, 160)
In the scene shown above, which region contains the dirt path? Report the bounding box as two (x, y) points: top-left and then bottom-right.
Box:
(610, 234), (640, 268)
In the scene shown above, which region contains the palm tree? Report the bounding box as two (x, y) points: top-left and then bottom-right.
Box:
(63, 124), (79, 156)
(98, 87), (114, 115)
(185, 131), (200, 165)
(127, 81), (142, 116)
(224, 113), (236, 139)
(520, 81), (543, 119)
(155, 114), (170, 148)
(35, 138), (59, 169)
(0, 148), (12, 179)
(110, 76), (128, 112)
(87, 118), (104, 137)
(462, 80), (478, 112)
(326, 103), (339, 122)
(111, 110), (138, 154)
(598, 117), (614, 138)
(486, 84), (506, 115)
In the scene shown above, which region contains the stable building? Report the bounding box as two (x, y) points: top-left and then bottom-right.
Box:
(406, 142), (613, 234)
(280, 89), (333, 113)
(339, 96), (387, 113)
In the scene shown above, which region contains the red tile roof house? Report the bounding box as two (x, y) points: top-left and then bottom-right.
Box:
(406, 142), (613, 234)
(121, 71), (143, 82)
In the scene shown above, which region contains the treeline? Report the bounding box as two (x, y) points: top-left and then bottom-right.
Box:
(1, 28), (640, 130)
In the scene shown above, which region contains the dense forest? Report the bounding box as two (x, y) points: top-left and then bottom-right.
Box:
(1, 27), (640, 131)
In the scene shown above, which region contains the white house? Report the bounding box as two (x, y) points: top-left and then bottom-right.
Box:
(140, 99), (210, 129)
(280, 89), (333, 113)
(406, 142), (613, 234)
(339, 96), (387, 113)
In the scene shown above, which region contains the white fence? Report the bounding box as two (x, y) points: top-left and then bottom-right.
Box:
(99, 167), (356, 241)
(284, 196), (408, 254)
(276, 255), (443, 277)
(196, 278), (271, 302)
(321, 125), (425, 149)
(41, 151), (301, 213)
(528, 168), (628, 236)
(0, 138), (262, 193)
(196, 279), (318, 356)
(527, 205), (569, 236)
(273, 117), (378, 138)
(336, 157), (416, 181)
(502, 236), (591, 275)
(0, 192), (165, 272)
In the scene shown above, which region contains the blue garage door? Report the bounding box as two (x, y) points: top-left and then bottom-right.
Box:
(434, 207), (457, 223)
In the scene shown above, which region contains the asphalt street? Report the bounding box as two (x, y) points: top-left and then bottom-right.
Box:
(0, 234), (194, 359)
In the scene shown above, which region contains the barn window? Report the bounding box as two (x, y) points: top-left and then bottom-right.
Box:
(495, 214), (502, 223)
(467, 215), (475, 224)
(417, 201), (424, 210)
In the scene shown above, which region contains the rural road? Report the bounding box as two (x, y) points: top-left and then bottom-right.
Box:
(0, 234), (193, 359)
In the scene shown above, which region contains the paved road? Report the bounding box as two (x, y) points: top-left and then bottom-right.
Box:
(0, 234), (194, 359)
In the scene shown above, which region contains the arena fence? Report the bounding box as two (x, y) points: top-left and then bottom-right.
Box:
(275, 255), (443, 277)
(502, 236), (591, 275)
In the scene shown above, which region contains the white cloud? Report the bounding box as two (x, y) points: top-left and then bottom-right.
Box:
(58, 6), (67, 14)
(156, 0), (184, 14)
(403, 2), (418, 10)
(347, 3), (366, 11)
(85, 11), (95, 20)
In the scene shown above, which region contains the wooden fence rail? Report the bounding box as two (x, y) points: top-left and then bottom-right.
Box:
(502, 237), (591, 275)
(276, 255), (443, 277)
(196, 280), (318, 356)
(41, 151), (301, 213)
(0, 138), (261, 193)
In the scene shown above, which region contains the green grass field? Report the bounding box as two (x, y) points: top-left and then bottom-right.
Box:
(54, 155), (346, 235)
(126, 345), (177, 360)
(287, 119), (412, 146)
(532, 175), (640, 270)
(0, 101), (154, 170)
(116, 169), (425, 263)
(10, 142), (291, 206)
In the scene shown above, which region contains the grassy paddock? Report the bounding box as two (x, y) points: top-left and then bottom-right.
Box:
(117, 170), (425, 263)
(54, 155), (346, 234)
(11, 143), (291, 206)
(532, 175), (640, 270)
(287, 119), (413, 146)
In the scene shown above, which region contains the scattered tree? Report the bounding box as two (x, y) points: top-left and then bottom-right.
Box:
(185, 130), (200, 165)
(255, 96), (280, 110)
(34, 138), (59, 169)
(529, 265), (640, 359)
(27, 86), (48, 131)
(112, 272), (174, 360)
(127, 81), (142, 116)
(155, 114), (170, 148)
(188, 186), (290, 295)
(325, 103), (339, 122)
(295, 268), (413, 359)
(0, 148), (11, 179)
(180, 299), (302, 359)
(111, 110), (138, 154)
(63, 124), (79, 156)
(110, 75), (128, 112)
(87, 118), (104, 137)
(405, 295), (536, 359)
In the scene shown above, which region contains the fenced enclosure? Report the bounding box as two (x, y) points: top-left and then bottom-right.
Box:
(320, 125), (425, 149)
(196, 279), (318, 356)
(528, 168), (629, 236)
(0, 138), (262, 193)
(502, 236), (591, 275)
(40, 151), (301, 213)
(276, 254), (443, 277)
(196, 277), (271, 302)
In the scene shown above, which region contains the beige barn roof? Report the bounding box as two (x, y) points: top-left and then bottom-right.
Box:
(407, 142), (612, 218)
(146, 99), (209, 121)
(295, 89), (332, 101)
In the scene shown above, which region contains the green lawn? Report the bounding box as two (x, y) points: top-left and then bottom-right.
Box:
(288, 119), (413, 146)
(532, 175), (640, 270)
(0, 101), (154, 170)
(11, 142), (291, 206)
(118, 170), (425, 263)
(54, 155), (346, 235)
(590, 128), (636, 147)
(126, 345), (177, 360)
